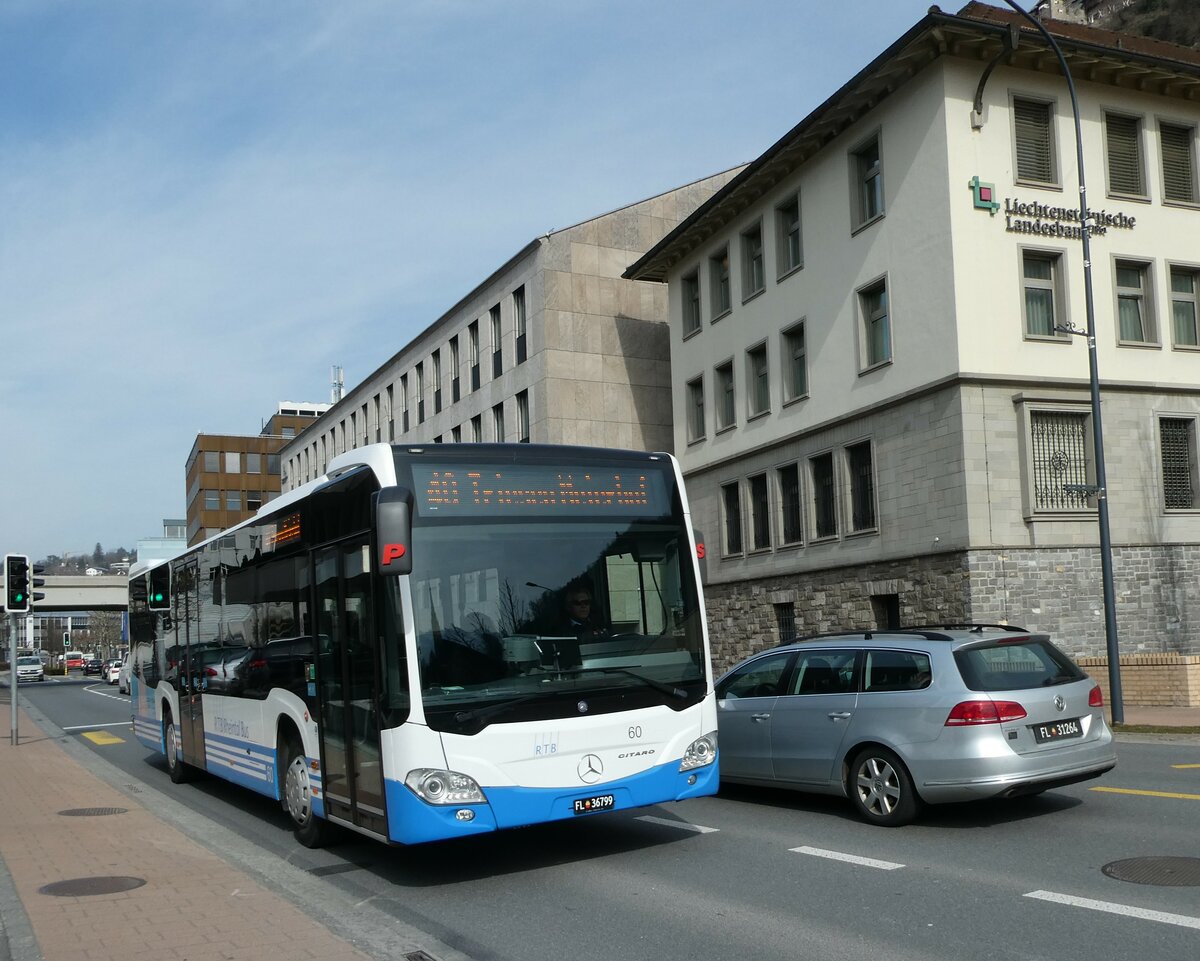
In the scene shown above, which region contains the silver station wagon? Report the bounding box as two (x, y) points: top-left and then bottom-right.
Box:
(715, 625), (1117, 826)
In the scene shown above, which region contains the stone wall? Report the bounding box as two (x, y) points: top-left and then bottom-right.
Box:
(1076, 654), (1200, 707)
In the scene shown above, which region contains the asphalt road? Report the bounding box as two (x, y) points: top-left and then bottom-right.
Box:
(10, 676), (1200, 961)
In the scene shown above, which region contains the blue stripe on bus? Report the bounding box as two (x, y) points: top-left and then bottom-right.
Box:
(383, 755), (720, 845)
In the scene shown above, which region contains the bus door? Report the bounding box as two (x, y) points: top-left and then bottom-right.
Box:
(313, 539), (386, 837)
(177, 561), (207, 770)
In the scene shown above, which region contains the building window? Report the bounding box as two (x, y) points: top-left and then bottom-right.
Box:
(777, 463), (802, 545)
(516, 390), (530, 443)
(746, 342), (769, 416)
(748, 473), (770, 552)
(1171, 267), (1200, 347)
(281, 426), (295, 438)
(248, 493), (263, 512)
(386, 385), (395, 440)
(415, 362), (425, 423)
(1105, 112), (1145, 197)
(741, 222), (764, 299)
(246, 453), (261, 474)
(492, 402), (505, 442)
(686, 376), (705, 443)
(775, 602), (797, 644)
(858, 280), (891, 368)
(400, 374), (410, 432)
(1115, 259), (1156, 344)
(1029, 410), (1092, 511)
(852, 133), (883, 227)
(1160, 417), (1197, 510)
(225, 490), (241, 511)
(811, 451), (837, 539)
(682, 270), (701, 337)
(267, 454), (280, 475)
(224, 451), (240, 473)
(490, 304), (502, 378)
(451, 425), (462, 443)
(710, 247), (731, 318)
(449, 336), (461, 403)
(721, 482), (743, 556)
(204, 489), (219, 510)
(469, 321), (480, 391)
(432, 349), (443, 414)
(715, 360), (735, 431)
(782, 321), (807, 403)
(846, 440), (877, 533)
(1021, 250), (1066, 339)
(1013, 97), (1056, 185)
(513, 286), (527, 364)
(776, 193), (802, 277)
(1161, 122), (1197, 204)
(471, 414), (482, 443)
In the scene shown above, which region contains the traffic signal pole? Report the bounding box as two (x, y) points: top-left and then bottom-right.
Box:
(8, 613), (17, 745)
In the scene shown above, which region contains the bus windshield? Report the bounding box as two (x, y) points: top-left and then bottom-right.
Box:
(402, 516), (705, 734)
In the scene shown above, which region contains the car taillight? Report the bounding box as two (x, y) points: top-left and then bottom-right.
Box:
(1088, 684), (1104, 708)
(945, 700), (1028, 725)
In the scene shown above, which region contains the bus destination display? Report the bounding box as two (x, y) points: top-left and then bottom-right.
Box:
(411, 465), (671, 517)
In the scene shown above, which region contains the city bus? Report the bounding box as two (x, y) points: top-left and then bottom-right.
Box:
(128, 443), (717, 847)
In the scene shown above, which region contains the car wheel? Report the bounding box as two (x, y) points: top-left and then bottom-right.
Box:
(164, 711), (189, 784)
(282, 736), (328, 848)
(848, 746), (921, 827)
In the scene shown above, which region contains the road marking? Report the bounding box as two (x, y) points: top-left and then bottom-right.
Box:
(81, 731), (124, 745)
(62, 721), (131, 731)
(790, 846), (904, 871)
(635, 815), (719, 834)
(1172, 764), (1200, 769)
(1025, 890), (1200, 930)
(1090, 786), (1200, 801)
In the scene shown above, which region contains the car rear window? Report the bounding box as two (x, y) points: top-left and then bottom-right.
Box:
(953, 636), (1085, 692)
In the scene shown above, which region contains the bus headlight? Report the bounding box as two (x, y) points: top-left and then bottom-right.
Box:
(679, 732), (717, 771)
(405, 768), (485, 805)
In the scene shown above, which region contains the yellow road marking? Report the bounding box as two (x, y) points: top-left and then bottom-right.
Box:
(81, 731), (124, 745)
(1090, 786), (1200, 801)
(1172, 764), (1200, 769)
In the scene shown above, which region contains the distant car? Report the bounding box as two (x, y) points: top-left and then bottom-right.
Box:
(104, 659), (122, 684)
(715, 624), (1117, 826)
(65, 652), (85, 671)
(118, 653), (131, 694)
(83, 658), (103, 677)
(15, 656), (45, 683)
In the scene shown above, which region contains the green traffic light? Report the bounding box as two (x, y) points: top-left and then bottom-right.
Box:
(151, 593), (163, 603)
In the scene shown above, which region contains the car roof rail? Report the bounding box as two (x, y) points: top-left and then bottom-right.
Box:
(903, 622), (1028, 634)
(783, 627), (960, 645)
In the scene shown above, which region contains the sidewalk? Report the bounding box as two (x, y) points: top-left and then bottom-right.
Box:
(0, 702), (464, 961)
(1114, 704), (1200, 729)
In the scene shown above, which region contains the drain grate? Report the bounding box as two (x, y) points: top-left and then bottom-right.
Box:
(58, 808), (128, 817)
(404, 952), (439, 961)
(1102, 857), (1200, 887)
(39, 876), (146, 897)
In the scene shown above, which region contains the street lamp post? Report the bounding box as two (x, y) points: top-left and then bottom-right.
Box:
(1003, 1), (1124, 722)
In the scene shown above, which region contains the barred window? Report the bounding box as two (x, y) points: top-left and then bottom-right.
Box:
(721, 482), (743, 555)
(748, 473), (771, 551)
(811, 451), (838, 538)
(1030, 410), (1091, 511)
(1160, 417), (1196, 510)
(777, 463), (803, 545)
(847, 440), (877, 532)
(775, 602), (797, 644)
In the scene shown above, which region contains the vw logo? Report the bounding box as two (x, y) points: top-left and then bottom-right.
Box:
(1053, 694), (1066, 712)
(578, 754), (604, 784)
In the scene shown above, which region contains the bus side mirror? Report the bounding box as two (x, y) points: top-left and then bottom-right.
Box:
(375, 486), (414, 576)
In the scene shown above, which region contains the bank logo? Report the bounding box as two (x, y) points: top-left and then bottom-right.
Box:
(970, 176), (1000, 215)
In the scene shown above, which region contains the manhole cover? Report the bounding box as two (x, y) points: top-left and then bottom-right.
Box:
(39, 876), (146, 897)
(58, 808), (128, 817)
(1102, 857), (1200, 886)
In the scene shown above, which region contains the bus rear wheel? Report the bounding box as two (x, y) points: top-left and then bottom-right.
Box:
(164, 710), (189, 784)
(283, 737), (328, 848)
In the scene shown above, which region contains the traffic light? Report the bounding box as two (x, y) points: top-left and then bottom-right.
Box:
(5, 554), (30, 613)
(147, 564), (171, 611)
(29, 563), (45, 606)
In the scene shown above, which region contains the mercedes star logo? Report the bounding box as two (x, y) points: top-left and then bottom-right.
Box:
(578, 754), (604, 784)
(1053, 694), (1066, 712)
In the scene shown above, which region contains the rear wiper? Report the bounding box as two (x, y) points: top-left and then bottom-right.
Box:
(569, 667), (690, 700)
(1041, 672), (1078, 686)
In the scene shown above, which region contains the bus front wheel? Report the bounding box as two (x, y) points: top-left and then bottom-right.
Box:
(164, 710), (189, 784)
(282, 737), (328, 848)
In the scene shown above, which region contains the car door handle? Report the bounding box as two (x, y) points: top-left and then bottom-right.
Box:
(751, 713), (771, 722)
(827, 711), (853, 721)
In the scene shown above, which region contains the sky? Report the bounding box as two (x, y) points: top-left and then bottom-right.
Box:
(0, 0), (995, 564)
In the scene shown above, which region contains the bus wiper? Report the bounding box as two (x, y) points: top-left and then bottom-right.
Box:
(570, 667), (689, 700)
(454, 694), (539, 725)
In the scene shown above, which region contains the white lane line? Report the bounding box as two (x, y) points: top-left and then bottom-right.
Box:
(61, 721), (132, 731)
(790, 846), (904, 870)
(1025, 890), (1200, 930)
(635, 815), (720, 834)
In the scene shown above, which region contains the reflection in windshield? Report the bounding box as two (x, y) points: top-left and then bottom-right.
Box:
(405, 520), (705, 731)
